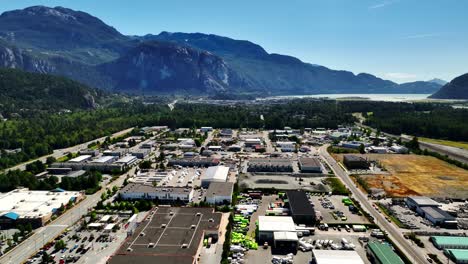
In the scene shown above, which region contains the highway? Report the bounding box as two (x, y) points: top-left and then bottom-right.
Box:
(318, 145), (427, 264)
(2, 127), (134, 173)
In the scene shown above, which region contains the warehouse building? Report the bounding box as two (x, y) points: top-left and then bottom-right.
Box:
(431, 236), (468, 250)
(244, 138), (262, 147)
(118, 183), (194, 203)
(286, 191), (316, 225)
(103, 148), (129, 157)
(419, 206), (457, 227)
(201, 166), (229, 188)
(92, 156), (117, 164)
(298, 158), (322, 173)
(0, 188), (83, 228)
(445, 249), (468, 264)
(257, 216), (296, 243)
(366, 242), (404, 264)
(168, 158), (220, 167)
(312, 249), (365, 264)
(205, 182), (234, 205)
(248, 158), (293, 172)
(69, 155), (92, 163)
(79, 149), (99, 157)
(51, 162), (124, 173)
(406, 196), (440, 213)
(343, 155), (370, 170)
(273, 231), (298, 254)
(116, 155), (138, 167)
(130, 149), (150, 159)
(200, 127), (213, 132)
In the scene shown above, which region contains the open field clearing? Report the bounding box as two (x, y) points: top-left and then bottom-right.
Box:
(417, 136), (468, 150)
(334, 154), (468, 198)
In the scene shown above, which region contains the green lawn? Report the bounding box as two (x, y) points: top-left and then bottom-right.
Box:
(418, 137), (468, 150)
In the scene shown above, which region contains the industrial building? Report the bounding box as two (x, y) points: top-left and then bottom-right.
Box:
(247, 158), (293, 172)
(406, 196), (440, 213)
(51, 162), (124, 173)
(286, 191), (316, 225)
(244, 138), (262, 147)
(200, 126), (213, 132)
(115, 155), (139, 167)
(0, 188), (82, 228)
(257, 216), (296, 243)
(419, 206), (457, 227)
(431, 236), (468, 250)
(168, 158), (220, 167)
(366, 242), (404, 264)
(445, 249), (468, 264)
(340, 141), (372, 149)
(273, 231), (298, 253)
(93, 156), (117, 164)
(343, 155), (370, 170)
(69, 155), (92, 163)
(390, 145), (409, 154)
(103, 148), (129, 157)
(367, 146), (388, 154)
(298, 158), (322, 173)
(118, 183), (194, 203)
(219, 129), (233, 137)
(130, 149), (150, 159)
(201, 166), (229, 188)
(312, 249), (365, 264)
(79, 149), (99, 156)
(109, 207), (221, 264)
(205, 182), (234, 205)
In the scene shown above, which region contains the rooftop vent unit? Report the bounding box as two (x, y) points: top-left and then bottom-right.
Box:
(181, 244), (188, 248)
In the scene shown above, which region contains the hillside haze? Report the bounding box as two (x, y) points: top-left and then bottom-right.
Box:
(0, 6), (443, 96)
(430, 73), (468, 99)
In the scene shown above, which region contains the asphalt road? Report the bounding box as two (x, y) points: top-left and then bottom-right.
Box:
(2, 127), (134, 173)
(318, 145), (427, 264)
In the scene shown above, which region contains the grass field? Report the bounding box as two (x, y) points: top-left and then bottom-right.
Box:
(335, 154), (468, 198)
(417, 137), (468, 150)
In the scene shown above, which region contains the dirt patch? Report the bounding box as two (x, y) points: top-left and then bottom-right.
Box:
(335, 154), (468, 198)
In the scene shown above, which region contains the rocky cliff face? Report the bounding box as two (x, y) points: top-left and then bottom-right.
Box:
(98, 42), (243, 94)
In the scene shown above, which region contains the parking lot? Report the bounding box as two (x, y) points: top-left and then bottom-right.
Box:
(309, 195), (370, 224)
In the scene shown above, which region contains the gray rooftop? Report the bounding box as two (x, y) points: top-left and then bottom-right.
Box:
(205, 182), (234, 198)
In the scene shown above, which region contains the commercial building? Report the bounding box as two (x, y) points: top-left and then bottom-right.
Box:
(312, 249), (365, 264)
(116, 155), (139, 167)
(340, 141), (372, 149)
(445, 249), (468, 264)
(201, 166), (229, 188)
(367, 146), (388, 154)
(431, 236), (468, 250)
(109, 207), (221, 264)
(93, 156), (117, 164)
(343, 155), (370, 170)
(257, 216), (296, 243)
(406, 196), (440, 213)
(168, 158), (220, 168)
(132, 170), (170, 185)
(51, 162), (123, 173)
(366, 242), (404, 264)
(130, 149), (150, 159)
(276, 141), (295, 149)
(244, 138), (262, 148)
(298, 158), (322, 173)
(286, 191), (316, 225)
(69, 155), (92, 163)
(247, 158), (293, 172)
(205, 182), (234, 205)
(219, 129), (233, 137)
(103, 148), (129, 157)
(119, 183), (194, 203)
(227, 145), (242, 152)
(0, 188), (82, 228)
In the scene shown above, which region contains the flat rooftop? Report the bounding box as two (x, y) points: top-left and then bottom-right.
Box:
(286, 191), (315, 216)
(119, 183), (192, 195)
(432, 236), (468, 247)
(205, 182), (234, 198)
(407, 196), (440, 207)
(313, 249), (364, 264)
(109, 207), (221, 264)
(0, 188), (80, 219)
(258, 216), (295, 232)
(299, 157), (321, 168)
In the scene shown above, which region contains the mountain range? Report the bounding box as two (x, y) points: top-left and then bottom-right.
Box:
(430, 73), (468, 99)
(0, 6), (445, 96)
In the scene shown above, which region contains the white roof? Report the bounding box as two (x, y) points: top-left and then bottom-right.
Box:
(69, 155), (92, 163)
(274, 231), (298, 241)
(100, 215), (111, 222)
(104, 223), (115, 230)
(88, 223), (103, 228)
(313, 250), (364, 264)
(245, 138), (261, 142)
(0, 188), (80, 219)
(116, 155), (137, 163)
(93, 156), (115, 163)
(202, 166), (229, 182)
(258, 216), (295, 232)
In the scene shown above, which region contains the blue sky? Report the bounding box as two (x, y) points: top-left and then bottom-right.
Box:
(0, 0), (467, 83)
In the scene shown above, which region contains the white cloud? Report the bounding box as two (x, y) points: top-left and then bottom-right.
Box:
(384, 72), (418, 80)
(369, 0), (398, 9)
